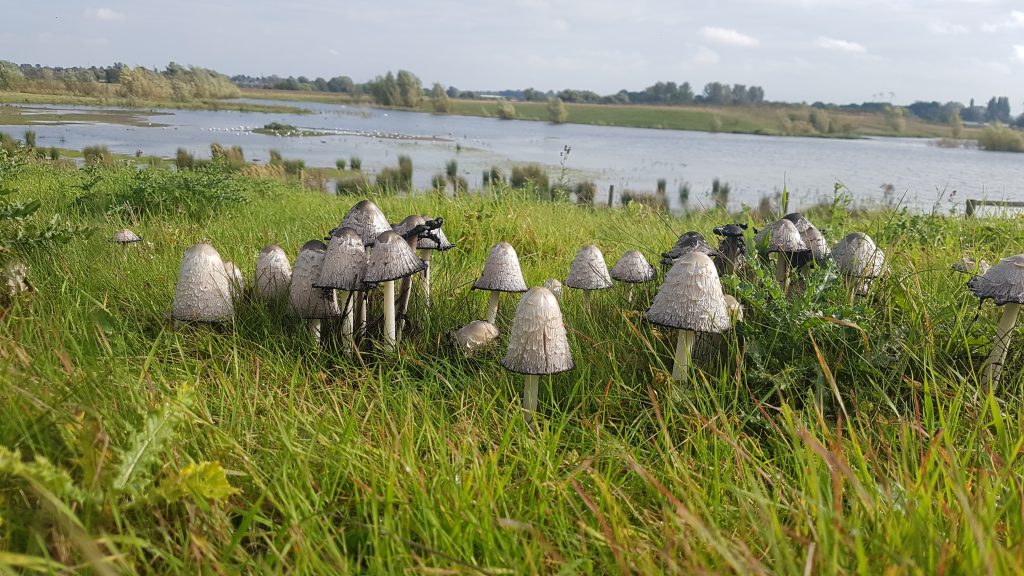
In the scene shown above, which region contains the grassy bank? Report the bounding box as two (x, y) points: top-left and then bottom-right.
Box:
(0, 91), (311, 115)
(2, 155), (1023, 573)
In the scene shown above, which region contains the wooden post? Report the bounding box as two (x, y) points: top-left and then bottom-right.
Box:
(607, 184), (614, 208)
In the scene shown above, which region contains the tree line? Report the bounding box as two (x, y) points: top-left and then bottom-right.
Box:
(0, 60), (239, 100)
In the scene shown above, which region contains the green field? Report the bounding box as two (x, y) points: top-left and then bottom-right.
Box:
(1, 151), (1023, 573)
(0, 91), (311, 115)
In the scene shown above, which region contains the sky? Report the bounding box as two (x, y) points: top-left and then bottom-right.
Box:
(3, 0), (1024, 110)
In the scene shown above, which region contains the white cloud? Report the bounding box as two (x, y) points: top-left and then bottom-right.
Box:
(929, 21), (969, 35)
(89, 7), (126, 22)
(328, 48), (340, 56)
(700, 26), (759, 47)
(1015, 45), (1024, 63)
(692, 46), (720, 65)
(816, 36), (867, 53)
(981, 10), (1024, 32)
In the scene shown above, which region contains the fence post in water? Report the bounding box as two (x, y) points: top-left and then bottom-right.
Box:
(607, 185), (614, 208)
(966, 199), (976, 217)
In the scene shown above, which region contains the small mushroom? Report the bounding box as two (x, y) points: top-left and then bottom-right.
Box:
(610, 250), (656, 303)
(363, 230), (426, 347)
(759, 219), (809, 294)
(2, 261), (33, 302)
(953, 257), (991, 275)
(646, 252), (731, 389)
(543, 279), (563, 300)
(832, 232), (886, 297)
(967, 254), (1024, 386)
(223, 261), (244, 302)
(288, 240), (341, 343)
(173, 243), (234, 325)
(712, 223), (747, 275)
(416, 215), (454, 309)
(337, 199), (392, 247)
(256, 244), (291, 303)
(474, 242), (528, 324)
(501, 286), (574, 422)
(449, 320), (499, 357)
(314, 227), (366, 342)
(113, 229), (142, 244)
(661, 231), (719, 267)
(565, 244), (613, 309)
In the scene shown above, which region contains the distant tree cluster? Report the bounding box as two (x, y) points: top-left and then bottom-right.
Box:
(0, 60), (238, 100)
(905, 96), (1022, 126)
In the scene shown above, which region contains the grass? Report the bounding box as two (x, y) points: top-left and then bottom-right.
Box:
(0, 91), (311, 115)
(2, 156), (1024, 573)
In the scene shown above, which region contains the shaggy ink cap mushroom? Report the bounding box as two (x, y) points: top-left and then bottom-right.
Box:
(647, 252), (731, 334)
(392, 215), (427, 249)
(173, 242), (234, 323)
(953, 257), (991, 275)
(416, 216), (454, 251)
(314, 227), (367, 291)
(501, 286), (574, 375)
(968, 254), (1024, 305)
(449, 320), (500, 356)
(338, 199), (391, 246)
(800, 224), (829, 264)
(256, 244), (291, 301)
(782, 212), (811, 232)
(713, 224), (747, 238)
(565, 244), (614, 290)
(363, 230), (426, 284)
(763, 219), (809, 255)
(543, 279), (563, 300)
(113, 229), (142, 244)
(288, 240), (341, 320)
(610, 250), (656, 284)
(474, 242), (528, 292)
(662, 231), (719, 265)
(832, 232), (885, 280)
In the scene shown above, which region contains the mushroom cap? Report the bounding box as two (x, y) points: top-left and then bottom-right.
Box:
(113, 229), (142, 243)
(760, 219), (809, 254)
(646, 251), (731, 333)
(449, 320), (500, 356)
(782, 212), (811, 232)
(723, 294), (744, 324)
(363, 230), (426, 284)
(713, 223), (747, 238)
(474, 242), (528, 292)
(256, 244), (291, 301)
(501, 286), (574, 375)
(952, 256), (991, 275)
(391, 215), (427, 249)
(565, 244), (614, 290)
(338, 199), (391, 246)
(610, 250), (656, 284)
(543, 278), (563, 300)
(172, 243), (234, 322)
(967, 254), (1024, 305)
(801, 224), (830, 263)
(832, 232), (885, 279)
(223, 261), (244, 299)
(314, 227), (367, 291)
(417, 216), (454, 251)
(288, 240), (341, 319)
(662, 231), (719, 265)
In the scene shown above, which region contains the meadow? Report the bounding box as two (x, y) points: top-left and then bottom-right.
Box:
(1, 150), (1023, 574)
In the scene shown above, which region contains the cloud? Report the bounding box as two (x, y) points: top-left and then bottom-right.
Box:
(700, 27), (759, 47)
(816, 36), (866, 53)
(328, 48), (340, 56)
(929, 21), (969, 35)
(981, 10), (1024, 32)
(692, 46), (720, 66)
(1015, 45), (1024, 63)
(89, 7), (126, 22)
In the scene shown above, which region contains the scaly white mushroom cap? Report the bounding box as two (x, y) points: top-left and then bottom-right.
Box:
(474, 242), (528, 292)
(172, 243), (234, 323)
(801, 224), (830, 263)
(363, 230), (426, 284)
(417, 216), (454, 251)
(782, 212), (811, 232)
(968, 254), (1024, 305)
(543, 278), (563, 300)
(832, 232), (885, 279)
(501, 286), (574, 375)
(314, 228), (366, 291)
(113, 229), (142, 243)
(611, 250), (657, 284)
(646, 251), (730, 333)
(723, 294), (744, 324)
(288, 240), (341, 319)
(763, 219), (808, 254)
(224, 260), (244, 300)
(449, 320), (500, 356)
(662, 231), (718, 265)
(565, 244), (614, 290)
(339, 199), (391, 246)
(256, 244), (291, 302)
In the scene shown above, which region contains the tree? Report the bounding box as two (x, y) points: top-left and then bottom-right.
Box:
(496, 100), (516, 120)
(547, 97), (568, 124)
(949, 108), (963, 139)
(326, 76), (354, 93)
(430, 82), (452, 114)
(395, 70), (422, 108)
(986, 96), (1011, 123)
(0, 60), (25, 90)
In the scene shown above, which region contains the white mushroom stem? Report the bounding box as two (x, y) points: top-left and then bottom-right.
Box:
(671, 329), (695, 382)
(625, 284), (635, 304)
(982, 303), (1020, 386)
(419, 249), (432, 309)
(486, 291), (500, 324)
(775, 256), (791, 295)
(383, 280), (396, 348)
(583, 290), (592, 312)
(340, 291), (353, 339)
(522, 374), (540, 422)
(308, 319), (321, 344)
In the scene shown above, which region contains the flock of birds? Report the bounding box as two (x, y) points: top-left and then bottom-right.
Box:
(112, 198), (1024, 421)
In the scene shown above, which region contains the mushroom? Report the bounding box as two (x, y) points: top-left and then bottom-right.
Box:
(543, 279), (563, 301)
(416, 215), (454, 309)
(256, 244), (291, 303)
(2, 261), (33, 302)
(363, 230), (426, 347)
(337, 199), (392, 247)
(646, 251), (731, 387)
(953, 257), (991, 275)
(712, 223), (747, 276)
(831, 232), (885, 297)
(288, 240), (340, 343)
(113, 229), (142, 244)
(501, 286), (574, 422)
(565, 244), (614, 309)
(692, 294), (745, 371)
(223, 261), (245, 302)
(610, 250), (656, 303)
(314, 227), (367, 342)
(449, 320), (499, 357)
(967, 254), (1024, 386)
(474, 242), (528, 324)
(661, 231), (719, 268)
(172, 242), (234, 325)
(759, 219), (809, 294)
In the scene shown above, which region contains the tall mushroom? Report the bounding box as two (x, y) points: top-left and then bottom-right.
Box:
(646, 251), (730, 388)
(417, 215), (454, 309)
(336, 199), (392, 336)
(474, 242), (528, 324)
(173, 243), (234, 325)
(610, 250), (656, 303)
(831, 232), (885, 297)
(363, 230), (426, 347)
(288, 240), (340, 343)
(501, 286), (574, 423)
(256, 244), (291, 303)
(967, 254), (1024, 386)
(314, 227), (367, 342)
(565, 244), (613, 310)
(712, 223), (747, 276)
(758, 219), (809, 294)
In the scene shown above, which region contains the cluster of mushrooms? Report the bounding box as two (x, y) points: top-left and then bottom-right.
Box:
(113, 202), (1024, 423)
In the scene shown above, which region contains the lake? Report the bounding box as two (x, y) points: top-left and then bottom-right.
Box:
(4, 98), (1022, 212)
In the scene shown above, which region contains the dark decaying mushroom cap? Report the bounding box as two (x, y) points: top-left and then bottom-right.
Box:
(417, 216), (454, 251)
(566, 244), (614, 290)
(832, 232), (885, 279)
(662, 231), (719, 265)
(391, 215), (426, 245)
(256, 244), (292, 301)
(646, 251), (731, 333)
(713, 223), (747, 238)
(314, 227), (367, 291)
(288, 240), (341, 319)
(113, 229), (142, 243)
(501, 286), (574, 375)
(362, 230), (426, 284)
(610, 250), (657, 284)
(474, 242), (528, 292)
(338, 199), (391, 246)
(968, 254), (1024, 305)
(172, 243), (234, 322)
